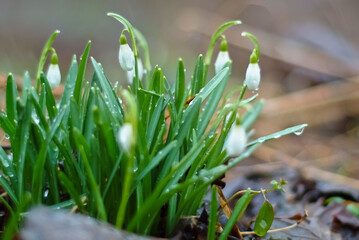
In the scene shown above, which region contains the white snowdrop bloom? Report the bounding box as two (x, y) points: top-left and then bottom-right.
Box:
(226, 124), (247, 156)
(118, 123), (134, 153)
(244, 63), (261, 91)
(126, 58), (143, 84)
(119, 43), (135, 71)
(214, 51), (231, 74)
(46, 64), (61, 89)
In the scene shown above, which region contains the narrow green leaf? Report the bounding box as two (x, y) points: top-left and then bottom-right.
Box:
(146, 96), (165, 148)
(0, 112), (16, 138)
(13, 97), (32, 199)
(248, 124), (308, 146)
(191, 55), (204, 96)
(22, 71), (32, 104)
(40, 73), (57, 120)
(74, 41), (91, 103)
(241, 100), (264, 130)
(208, 185), (218, 240)
(197, 64), (230, 137)
(91, 57), (124, 121)
(6, 73), (18, 124)
(218, 189), (253, 240)
(254, 200), (274, 236)
(60, 55), (78, 108)
(175, 59), (185, 112)
(58, 171), (85, 212)
(73, 128), (107, 221)
(32, 106), (69, 204)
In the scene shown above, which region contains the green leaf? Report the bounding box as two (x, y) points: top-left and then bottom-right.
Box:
(40, 73), (57, 120)
(58, 171), (85, 212)
(218, 189), (252, 240)
(254, 200), (274, 236)
(74, 41), (91, 103)
(6, 73), (18, 124)
(32, 105), (69, 204)
(0, 112), (16, 138)
(175, 59), (185, 112)
(207, 185), (218, 240)
(13, 97), (32, 199)
(60, 55), (78, 108)
(91, 57), (124, 121)
(73, 128), (107, 221)
(22, 71), (32, 104)
(191, 55), (204, 96)
(248, 124), (308, 146)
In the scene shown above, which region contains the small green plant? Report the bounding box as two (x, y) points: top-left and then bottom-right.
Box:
(0, 13), (307, 238)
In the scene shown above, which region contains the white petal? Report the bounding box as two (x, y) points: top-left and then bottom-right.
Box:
(226, 125), (247, 156)
(46, 64), (61, 89)
(126, 58), (144, 84)
(244, 63), (261, 91)
(118, 123), (133, 153)
(214, 51), (231, 74)
(119, 44), (135, 71)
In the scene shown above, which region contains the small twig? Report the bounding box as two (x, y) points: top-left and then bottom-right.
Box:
(241, 210), (308, 236)
(0, 192), (7, 198)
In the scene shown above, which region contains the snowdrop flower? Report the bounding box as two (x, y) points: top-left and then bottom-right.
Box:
(244, 63), (260, 91)
(118, 123), (134, 153)
(119, 33), (135, 71)
(46, 51), (61, 89)
(214, 38), (231, 74)
(226, 124), (247, 156)
(126, 58), (143, 84)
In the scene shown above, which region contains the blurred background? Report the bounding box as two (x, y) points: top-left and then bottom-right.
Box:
(1, 0), (359, 184)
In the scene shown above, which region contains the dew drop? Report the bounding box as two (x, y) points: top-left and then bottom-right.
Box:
(294, 128), (305, 136)
(4, 134), (9, 140)
(258, 137), (265, 143)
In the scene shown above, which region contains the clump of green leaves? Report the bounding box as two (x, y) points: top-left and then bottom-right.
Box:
(0, 13), (307, 238)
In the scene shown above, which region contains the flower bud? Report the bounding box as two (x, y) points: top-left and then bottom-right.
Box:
(214, 38), (231, 74)
(126, 58), (143, 84)
(226, 124), (247, 156)
(119, 33), (135, 71)
(46, 52), (61, 89)
(118, 123), (134, 153)
(244, 63), (260, 91)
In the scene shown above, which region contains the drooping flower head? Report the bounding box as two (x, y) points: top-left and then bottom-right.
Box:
(119, 32), (135, 71)
(226, 122), (247, 156)
(244, 60), (260, 91)
(117, 123), (134, 153)
(214, 37), (231, 74)
(46, 50), (61, 89)
(242, 32), (261, 91)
